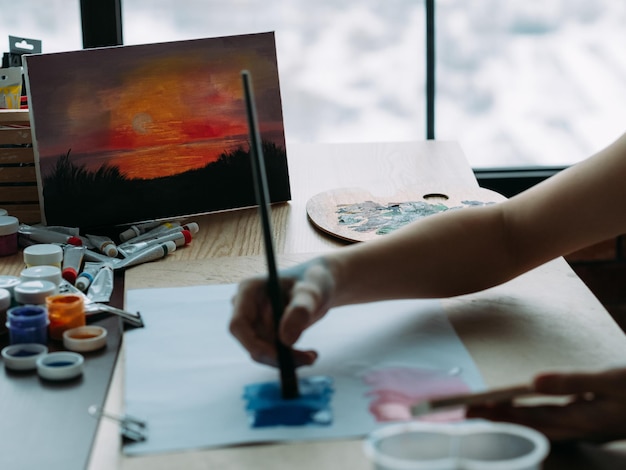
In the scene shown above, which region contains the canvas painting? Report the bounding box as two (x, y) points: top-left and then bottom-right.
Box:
(24, 32), (290, 229)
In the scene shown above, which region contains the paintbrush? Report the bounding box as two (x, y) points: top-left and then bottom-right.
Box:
(241, 70), (300, 399)
(411, 384), (535, 416)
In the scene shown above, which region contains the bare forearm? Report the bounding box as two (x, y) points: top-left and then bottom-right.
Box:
(326, 204), (524, 307)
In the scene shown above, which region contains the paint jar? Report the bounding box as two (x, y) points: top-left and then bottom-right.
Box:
(6, 305), (49, 345)
(363, 421), (549, 470)
(20, 266), (63, 287)
(0, 208), (7, 216)
(0, 288), (10, 335)
(14, 280), (58, 306)
(46, 294), (85, 341)
(23, 244), (63, 268)
(0, 215), (19, 257)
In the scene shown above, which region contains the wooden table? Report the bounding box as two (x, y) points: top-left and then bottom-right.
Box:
(3, 142), (626, 469)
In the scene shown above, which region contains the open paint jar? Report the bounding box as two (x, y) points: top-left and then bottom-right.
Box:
(6, 305), (49, 345)
(46, 294), (85, 341)
(363, 420), (549, 470)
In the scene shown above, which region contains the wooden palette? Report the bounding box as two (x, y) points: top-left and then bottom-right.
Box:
(306, 186), (506, 243)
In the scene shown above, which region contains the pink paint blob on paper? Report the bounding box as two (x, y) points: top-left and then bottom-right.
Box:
(363, 366), (471, 423)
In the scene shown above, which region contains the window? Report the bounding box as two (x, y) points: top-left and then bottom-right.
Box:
(0, 0), (82, 53)
(6, 1), (626, 173)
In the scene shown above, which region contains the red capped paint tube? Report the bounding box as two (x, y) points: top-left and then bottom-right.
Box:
(62, 245), (85, 284)
(18, 224), (83, 247)
(117, 229), (192, 257)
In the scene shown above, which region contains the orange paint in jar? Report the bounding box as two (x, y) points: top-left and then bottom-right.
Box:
(46, 294), (85, 340)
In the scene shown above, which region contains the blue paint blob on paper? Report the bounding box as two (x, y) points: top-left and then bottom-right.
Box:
(243, 375), (334, 428)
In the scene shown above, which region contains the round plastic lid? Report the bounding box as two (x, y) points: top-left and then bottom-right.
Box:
(0, 216), (19, 236)
(23, 244), (63, 266)
(0, 275), (20, 292)
(14, 280), (58, 305)
(2, 343), (49, 371)
(0, 209), (7, 216)
(20, 265), (63, 286)
(102, 244), (118, 257)
(36, 351), (84, 381)
(183, 222), (199, 235)
(63, 325), (107, 352)
(62, 267), (78, 284)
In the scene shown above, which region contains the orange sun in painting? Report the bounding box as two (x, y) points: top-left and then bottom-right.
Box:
(99, 61), (249, 180)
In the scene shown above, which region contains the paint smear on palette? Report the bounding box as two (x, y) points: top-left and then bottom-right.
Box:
(337, 200), (495, 235)
(363, 366), (471, 423)
(243, 375), (334, 428)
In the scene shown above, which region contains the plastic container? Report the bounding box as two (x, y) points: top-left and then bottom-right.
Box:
(1, 343), (48, 371)
(46, 294), (85, 341)
(36, 351), (84, 381)
(363, 420), (549, 470)
(6, 305), (49, 345)
(23, 243), (64, 268)
(0, 215), (19, 256)
(14, 280), (58, 305)
(20, 266), (63, 286)
(63, 325), (107, 352)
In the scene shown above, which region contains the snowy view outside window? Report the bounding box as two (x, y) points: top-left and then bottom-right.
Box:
(3, 0), (626, 168)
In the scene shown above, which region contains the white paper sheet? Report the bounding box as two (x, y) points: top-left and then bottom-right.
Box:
(123, 284), (484, 455)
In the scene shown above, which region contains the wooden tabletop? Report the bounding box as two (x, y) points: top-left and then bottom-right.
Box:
(3, 141), (626, 469)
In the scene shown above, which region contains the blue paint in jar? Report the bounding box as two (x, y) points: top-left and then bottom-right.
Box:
(243, 375), (334, 428)
(6, 305), (48, 345)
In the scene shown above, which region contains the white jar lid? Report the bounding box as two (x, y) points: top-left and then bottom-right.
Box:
(0, 209), (7, 216)
(0, 288), (10, 310)
(14, 280), (58, 305)
(20, 266), (63, 286)
(0, 275), (20, 295)
(0, 216), (19, 236)
(23, 244), (63, 266)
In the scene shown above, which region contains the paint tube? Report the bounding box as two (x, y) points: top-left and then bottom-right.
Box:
(83, 248), (123, 268)
(116, 241), (177, 269)
(75, 261), (103, 292)
(119, 222), (199, 249)
(62, 245), (85, 284)
(118, 221), (186, 246)
(35, 225), (80, 237)
(117, 230), (192, 257)
(120, 220), (173, 242)
(85, 234), (118, 257)
(87, 263), (114, 303)
(18, 224), (83, 247)
(0, 67), (22, 109)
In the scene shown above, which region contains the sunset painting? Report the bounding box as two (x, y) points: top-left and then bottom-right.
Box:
(25, 32), (290, 229)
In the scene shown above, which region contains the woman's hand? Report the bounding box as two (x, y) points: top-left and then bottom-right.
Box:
(229, 258), (335, 368)
(467, 367), (626, 442)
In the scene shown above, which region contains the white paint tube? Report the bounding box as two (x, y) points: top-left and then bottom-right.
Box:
(18, 224), (83, 246)
(62, 245), (85, 285)
(87, 263), (114, 303)
(85, 234), (118, 257)
(118, 220), (167, 242)
(75, 261), (104, 292)
(117, 230), (191, 257)
(119, 222), (199, 250)
(83, 248), (123, 268)
(116, 241), (177, 269)
(119, 221), (181, 244)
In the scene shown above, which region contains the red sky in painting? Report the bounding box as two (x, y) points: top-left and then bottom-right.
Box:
(26, 33), (285, 180)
